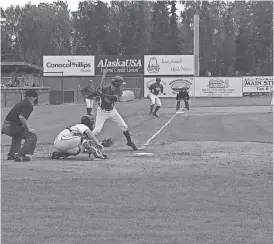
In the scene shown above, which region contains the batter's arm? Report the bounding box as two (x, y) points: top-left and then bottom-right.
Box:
(97, 87), (118, 102)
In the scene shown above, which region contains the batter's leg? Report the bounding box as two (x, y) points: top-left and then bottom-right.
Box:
(110, 108), (138, 150)
(92, 106), (109, 136)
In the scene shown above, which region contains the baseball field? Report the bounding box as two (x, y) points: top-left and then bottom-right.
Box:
(1, 96), (273, 244)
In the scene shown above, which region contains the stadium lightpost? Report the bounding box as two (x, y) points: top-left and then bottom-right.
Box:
(194, 14), (200, 77)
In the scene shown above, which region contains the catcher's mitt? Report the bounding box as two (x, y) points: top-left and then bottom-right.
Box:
(101, 138), (114, 147)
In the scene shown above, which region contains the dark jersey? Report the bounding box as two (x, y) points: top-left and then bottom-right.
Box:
(5, 99), (33, 125)
(149, 83), (164, 96)
(98, 86), (119, 111)
(176, 90), (189, 100)
(81, 83), (96, 99)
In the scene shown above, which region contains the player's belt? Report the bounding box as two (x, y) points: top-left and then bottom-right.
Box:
(100, 106), (113, 111)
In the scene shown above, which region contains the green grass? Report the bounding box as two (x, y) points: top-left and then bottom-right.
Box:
(1, 98), (273, 244)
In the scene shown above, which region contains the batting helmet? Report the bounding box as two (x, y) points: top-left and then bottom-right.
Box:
(111, 76), (126, 92)
(111, 76), (126, 85)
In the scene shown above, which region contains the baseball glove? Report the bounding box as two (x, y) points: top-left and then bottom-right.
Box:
(101, 138), (114, 147)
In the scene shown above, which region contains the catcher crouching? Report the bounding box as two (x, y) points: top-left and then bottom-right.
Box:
(48, 116), (108, 160)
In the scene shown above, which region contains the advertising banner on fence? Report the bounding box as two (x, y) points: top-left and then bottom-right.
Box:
(243, 76), (273, 96)
(194, 77), (243, 97)
(144, 77), (194, 98)
(43, 56), (95, 76)
(144, 55), (194, 76)
(95, 55), (143, 76)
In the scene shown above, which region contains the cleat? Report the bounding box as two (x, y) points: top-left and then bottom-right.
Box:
(93, 151), (108, 160)
(48, 151), (61, 159)
(127, 141), (138, 151)
(152, 112), (159, 118)
(14, 153), (31, 162)
(48, 151), (72, 160)
(7, 153), (15, 160)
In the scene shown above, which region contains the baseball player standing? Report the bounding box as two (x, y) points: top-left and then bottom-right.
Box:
(81, 79), (96, 115)
(148, 77), (166, 117)
(269, 86), (273, 113)
(91, 76), (138, 151)
(176, 87), (190, 112)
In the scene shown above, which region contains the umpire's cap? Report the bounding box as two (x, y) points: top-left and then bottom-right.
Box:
(25, 89), (38, 98)
(112, 76), (126, 85)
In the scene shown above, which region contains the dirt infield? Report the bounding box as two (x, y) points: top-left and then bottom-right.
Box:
(1, 97), (273, 244)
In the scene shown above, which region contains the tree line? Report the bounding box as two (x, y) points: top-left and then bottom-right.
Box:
(1, 1), (273, 76)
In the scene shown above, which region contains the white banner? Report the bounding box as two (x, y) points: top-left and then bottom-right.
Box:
(144, 55), (194, 75)
(43, 56), (95, 76)
(243, 76), (273, 96)
(144, 77), (194, 98)
(194, 77), (243, 97)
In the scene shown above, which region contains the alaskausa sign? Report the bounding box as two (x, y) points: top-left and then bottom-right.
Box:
(95, 55), (143, 75)
(43, 56), (94, 76)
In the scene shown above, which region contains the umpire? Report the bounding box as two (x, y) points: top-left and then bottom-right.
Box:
(1, 89), (38, 161)
(81, 79), (96, 115)
(176, 87), (190, 111)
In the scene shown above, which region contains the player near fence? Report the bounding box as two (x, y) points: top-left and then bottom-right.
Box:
(81, 79), (96, 115)
(176, 87), (190, 112)
(1, 89), (38, 161)
(48, 115), (108, 160)
(147, 77), (166, 118)
(91, 76), (138, 151)
(269, 86), (273, 113)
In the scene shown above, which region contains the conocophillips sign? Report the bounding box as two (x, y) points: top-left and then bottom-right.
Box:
(43, 56), (95, 76)
(95, 55), (143, 75)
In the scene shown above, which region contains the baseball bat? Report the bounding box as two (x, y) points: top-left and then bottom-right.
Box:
(100, 69), (107, 87)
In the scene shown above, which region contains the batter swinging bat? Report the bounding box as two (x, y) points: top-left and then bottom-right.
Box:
(100, 69), (107, 87)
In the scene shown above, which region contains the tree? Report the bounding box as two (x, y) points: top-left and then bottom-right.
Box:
(168, 1), (181, 54)
(151, 1), (170, 54)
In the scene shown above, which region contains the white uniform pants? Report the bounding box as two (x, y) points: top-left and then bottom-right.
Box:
(54, 136), (82, 154)
(269, 97), (273, 112)
(149, 93), (161, 106)
(93, 106), (128, 136)
(85, 98), (94, 108)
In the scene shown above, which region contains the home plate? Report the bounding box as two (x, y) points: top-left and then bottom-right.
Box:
(133, 152), (154, 156)
(176, 111), (185, 114)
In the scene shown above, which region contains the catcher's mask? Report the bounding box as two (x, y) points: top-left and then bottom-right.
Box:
(111, 76), (126, 91)
(81, 115), (95, 130)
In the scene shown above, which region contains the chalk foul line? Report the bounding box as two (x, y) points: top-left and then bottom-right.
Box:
(140, 113), (179, 149)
